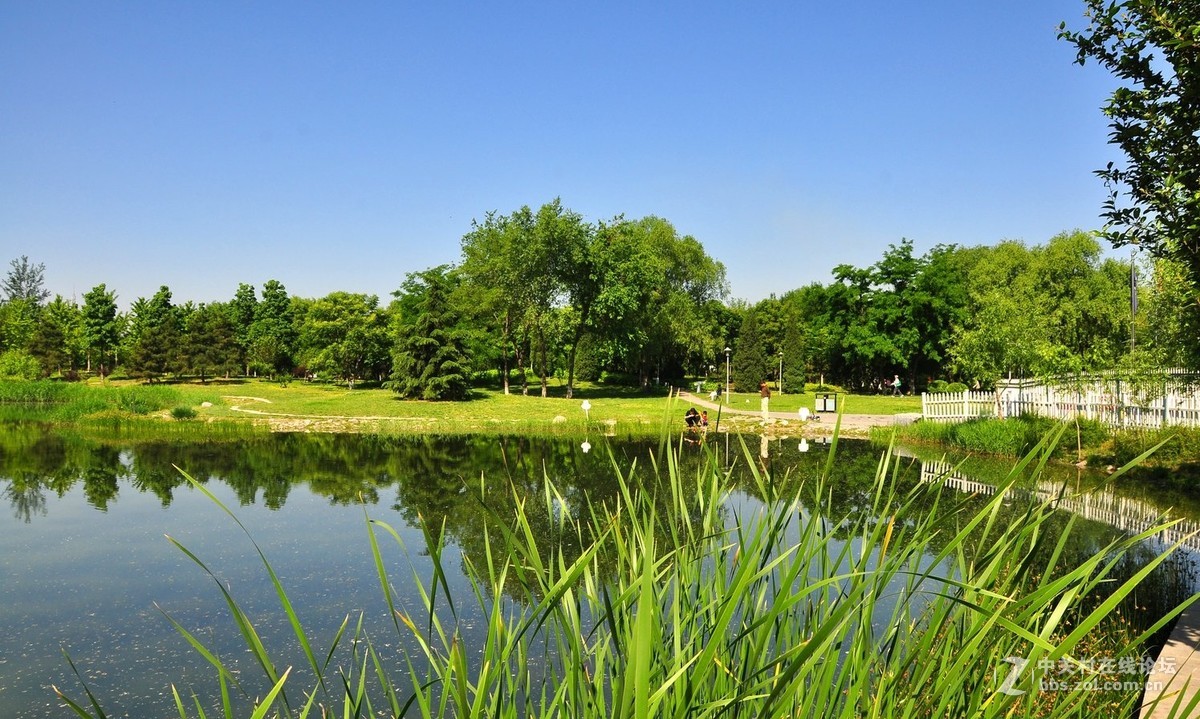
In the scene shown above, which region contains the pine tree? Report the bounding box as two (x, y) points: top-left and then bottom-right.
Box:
(732, 310), (770, 392)
(389, 267), (472, 401)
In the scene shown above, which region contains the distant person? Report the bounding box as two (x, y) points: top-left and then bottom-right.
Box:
(685, 407), (700, 428)
(892, 375), (902, 396)
(700, 410), (709, 427)
(760, 380), (771, 420)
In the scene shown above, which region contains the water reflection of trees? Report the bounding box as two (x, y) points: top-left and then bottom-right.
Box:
(2, 424), (1196, 621)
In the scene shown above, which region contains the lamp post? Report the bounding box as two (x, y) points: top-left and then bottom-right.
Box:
(778, 351), (783, 395)
(724, 347), (731, 405)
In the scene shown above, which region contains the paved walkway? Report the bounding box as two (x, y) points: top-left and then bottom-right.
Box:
(1142, 601), (1200, 718)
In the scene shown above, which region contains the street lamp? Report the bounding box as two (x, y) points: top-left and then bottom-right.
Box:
(724, 347), (731, 405)
(778, 351), (784, 395)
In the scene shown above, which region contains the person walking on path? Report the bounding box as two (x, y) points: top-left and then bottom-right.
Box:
(892, 375), (902, 396)
(760, 380), (771, 421)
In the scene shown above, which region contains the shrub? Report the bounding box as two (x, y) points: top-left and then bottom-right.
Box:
(170, 405), (197, 420)
(945, 381), (969, 393)
(0, 349), (42, 380)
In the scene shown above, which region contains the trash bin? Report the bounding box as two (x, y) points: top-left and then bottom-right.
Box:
(816, 392), (837, 413)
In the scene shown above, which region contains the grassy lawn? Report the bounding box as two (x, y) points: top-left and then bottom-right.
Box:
(64, 377), (920, 434)
(160, 378), (679, 434)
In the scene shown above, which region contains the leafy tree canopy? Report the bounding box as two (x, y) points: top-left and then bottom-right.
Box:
(1060, 2), (1200, 335)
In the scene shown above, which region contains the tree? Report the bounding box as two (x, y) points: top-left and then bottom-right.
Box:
(27, 296), (82, 376)
(248, 280), (297, 376)
(389, 266), (472, 400)
(179, 304), (238, 383)
(1060, 3), (1200, 362)
(296, 292), (391, 386)
(127, 286), (182, 382)
(732, 309), (770, 392)
(459, 200), (583, 397)
(3, 256), (50, 305)
(779, 319), (807, 393)
(81, 284), (119, 376)
(230, 283), (258, 375)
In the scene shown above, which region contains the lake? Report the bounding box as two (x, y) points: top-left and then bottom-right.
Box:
(1, 425), (1195, 718)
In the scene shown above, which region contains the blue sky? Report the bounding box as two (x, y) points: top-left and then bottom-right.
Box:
(1, 2), (1119, 308)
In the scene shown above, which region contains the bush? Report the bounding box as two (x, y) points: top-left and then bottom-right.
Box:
(170, 405), (197, 420)
(945, 382), (969, 393)
(927, 380), (950, 393)
(951, 418), (1030, 455)
(0, 349), (42, 380)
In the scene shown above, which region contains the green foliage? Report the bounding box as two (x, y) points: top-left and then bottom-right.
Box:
(170, 405), (197, 420)
(0, 379), (72, 403)
(389, 266), (472, 400)
(731, 309), (769, 391)
(0, 348), (41, 380)
(0, 380), (181, 418)
(572, 333), (602, 382)
(295, 291), (390, 385)
(1107, 427), (1200, 467)
(950, 233), (1133, 382)
(951, 418), (1036, 455)
(1060, 3), (1200, 351)
(2, 255), (49, 304)
(81, 284), (119, 376)
(885, 415), (1113, 459)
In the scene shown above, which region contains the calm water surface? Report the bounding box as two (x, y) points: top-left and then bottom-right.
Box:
(1, 426), (1195, 718)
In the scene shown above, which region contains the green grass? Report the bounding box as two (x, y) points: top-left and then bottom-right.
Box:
(58, 425), (1200, 719)
(3, 378), (921, 436)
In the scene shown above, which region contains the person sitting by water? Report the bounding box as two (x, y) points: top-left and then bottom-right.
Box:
(685, 407), (700, 428)
(700, 410), (709, 427)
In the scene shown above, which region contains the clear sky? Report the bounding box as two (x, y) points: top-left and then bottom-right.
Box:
(1, 2), (1120, 308)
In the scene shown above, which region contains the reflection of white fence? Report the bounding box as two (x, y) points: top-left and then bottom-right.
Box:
(996, 376), (1200, 429)
(920, 459), (1200, 554)
(921, 391), (998, 423)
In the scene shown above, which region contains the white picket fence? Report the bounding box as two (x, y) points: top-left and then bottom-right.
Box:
(922, 375), (1200, 428)
(921, 391), (998, 423)
(997, 384), (1200, 429)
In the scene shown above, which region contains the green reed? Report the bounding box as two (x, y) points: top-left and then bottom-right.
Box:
(58, 423), (1200, 718)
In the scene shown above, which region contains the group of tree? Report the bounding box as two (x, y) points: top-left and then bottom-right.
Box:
(3, 223), (1193, 399)
(729, 231), (1191, 393)
(0, 202), (733, 399)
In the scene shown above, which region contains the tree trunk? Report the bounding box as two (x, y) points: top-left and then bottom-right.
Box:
(501, 311), (511, 395)
(538, 327), (548, 398)
(516, 330), (528, 396)
(565, 328), (583, 400)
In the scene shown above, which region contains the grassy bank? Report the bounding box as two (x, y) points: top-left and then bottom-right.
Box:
(875, 414), (1200, 471)
(60, 429), (1200, 718)
(2, 378), (914, 436)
